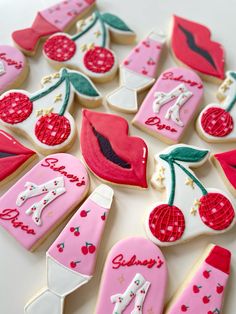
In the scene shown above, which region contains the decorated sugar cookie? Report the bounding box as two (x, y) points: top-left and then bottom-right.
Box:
(196, 71), (236, 142)
(0, 130), (36, 186)
(12, 0), (96, 56)
(81, 109), (148, 188)
(107, 30), (166, 113)
(0, 68), (101, 154)
(0, 45), (28, 94)
(43, 11), (135, 83)
(165, 244), (231, 314)
(170, 15), (225, 82)
(133, 67), (203, 144)
(0, 153), (89, 250)
(96, 237), (167, 314)
(24, 184), (114, 314)
(144, 145), (235, 246)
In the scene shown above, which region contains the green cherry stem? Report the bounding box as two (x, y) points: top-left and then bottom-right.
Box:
(168, 161), (176, 206)
(224, 72), (236, 112)
(59, 75), (71, 116)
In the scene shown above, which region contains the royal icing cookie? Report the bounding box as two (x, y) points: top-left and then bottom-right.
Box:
(132, 67), (203, 144)
(0, 130), (36, 186)
(170, 15), (225, 82)
(196, 71), (236, 142)
(12, 0), (96, 56)
(0, 153), (89, 251)
(24, 184), (113, 314)
(0, 45), (28, 94)
(95, 237), (167, 314)
(43, 11), (136, 83)
(165, 244), (231, 314)
(144, 144), (235, 246)
(80, 109), (148, 188)
(106, 31), (166, 113)
(0, 68), (102, 154)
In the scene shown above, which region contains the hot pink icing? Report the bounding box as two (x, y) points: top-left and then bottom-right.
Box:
(133, 67), (203, 143)
(0, 153), (89, 250)
(96, 237), (167, 313)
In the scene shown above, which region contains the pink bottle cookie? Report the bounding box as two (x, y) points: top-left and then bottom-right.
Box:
(95, 237), (167, 314)
(12, 0), (96, 56)
(0, 45), (28, 94)
(0, 153), (89, 251)
(144, 144), (235, 246)
(132, 67), (203, 144)
(24, 184), (114, 314)
(0, 68), (102, 154)
(43, 11), (136, 83)
(165, 244), (231, 314)
(196, 71), (236, 143)
(107, 30), (166, 113)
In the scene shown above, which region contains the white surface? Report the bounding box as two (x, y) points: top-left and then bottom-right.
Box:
(0, 0), (236, 313)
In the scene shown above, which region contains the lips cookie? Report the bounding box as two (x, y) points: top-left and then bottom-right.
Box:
(170, 15), (225, 82)
(0, 153), (89, 251)
(0, 68), (101, 154)
(80, 109), (148, 188)
(144, 144), (235, 246)
(95, 237), (167, 314)
(165, 244), (231, 314)
(132, 67), (203, 144)
(0, 45), (28, 94)
(24, 184), (113, 314)
(43, 11), (135, 83)
(0, 130), (36, 186)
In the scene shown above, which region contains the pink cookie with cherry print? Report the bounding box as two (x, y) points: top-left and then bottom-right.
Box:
(0, 153), (89, 251)
(165, 244), (231, 314)
(132, 67), (203, 144)
(0, 45), (28, 94)
(96, 237), (167, 314)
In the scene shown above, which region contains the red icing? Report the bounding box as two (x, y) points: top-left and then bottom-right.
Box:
(162, 71), (203, 89)
(171, 15), (225, 80)
(83, 47), (115, 73)
(112, 254), (164, 269)
(145, 116), (177, 133)
(80, 110), (148, 188)
(205, 245), (231, 274)
(43, 35), (76, 61)
(199, 192), (235, 230)
(0, 53), (23, 69)
(214, 149), (236, 189)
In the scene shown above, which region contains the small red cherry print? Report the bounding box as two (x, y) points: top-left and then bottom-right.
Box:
(135, 48), (140, 53)
(101, 213), (106, 221)
(193, 285), (201, 293)
(202, 295), (211, 304)
(124, 60), (130, 66)
(216, 283), (224, 294)
(80, 210), (87, 217)
(81, 246), (88, 255)
(56, 244), (60, 248)
(58, 247), (63, 253)
(70, 227), (75, 232)
(208, 311), (213, 314)
(74, 230), (80, 237)
(142, 69), (148, 75)
(181, 304), (188, 312)
(88, 244), (96, 254)
(70, 261), (76, 268)
(203, 270), (211, 279)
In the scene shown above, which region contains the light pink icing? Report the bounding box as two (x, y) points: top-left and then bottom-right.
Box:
(41, 0), (95, 31)
(0, 45), (25, 93)
(0, 153), (89, 250)
(133, 67), (203, 143)
(96, 237), (167, 314)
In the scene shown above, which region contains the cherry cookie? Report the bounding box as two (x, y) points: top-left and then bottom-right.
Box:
(196, 71), (236, 142)
(144, 144), (235, 246)
(25, 184), (114, 314)
(96, 237), (167, 314)
(0, 68), (102, 154)
(43, 11), (136, 83)
(165, 244), (231, 314)
(0, 153), (89, 251)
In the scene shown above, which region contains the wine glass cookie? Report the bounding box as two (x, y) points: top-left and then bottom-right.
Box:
(43, 11), (136, 83)
(95, 237), (167, 314)
(80, 109), (148, 188)
(106, 30), (166, 113)
(0, 45), (28, 94)
(132, 67), (203, 144)
(0, 153), (89, 251)
(170, 15), (225, 83)
(196, 71), (236, 142)
(0, 68), (102, 154)
(12, 0), (96, 56)
(144, 144), (235, 246)
(165, 244), (231, 314)
(25, 184), (114, 314)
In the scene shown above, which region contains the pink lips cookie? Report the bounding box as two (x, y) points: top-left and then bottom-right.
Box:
(0, 153), (89, 251)
(95, 237), (167, 314)
(0, 45), (28, 94)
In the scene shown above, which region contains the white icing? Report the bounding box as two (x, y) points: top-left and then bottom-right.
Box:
(148, 30), (166, 43)
(131, 281), (150, 314)
(90, 184), (114, 209)
(0, 61), (5, 76)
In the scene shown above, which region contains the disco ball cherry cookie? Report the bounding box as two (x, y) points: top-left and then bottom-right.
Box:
(43, 11), (136, 83)
(144, 144), (235, 246)
(0, 68), (102, 154)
